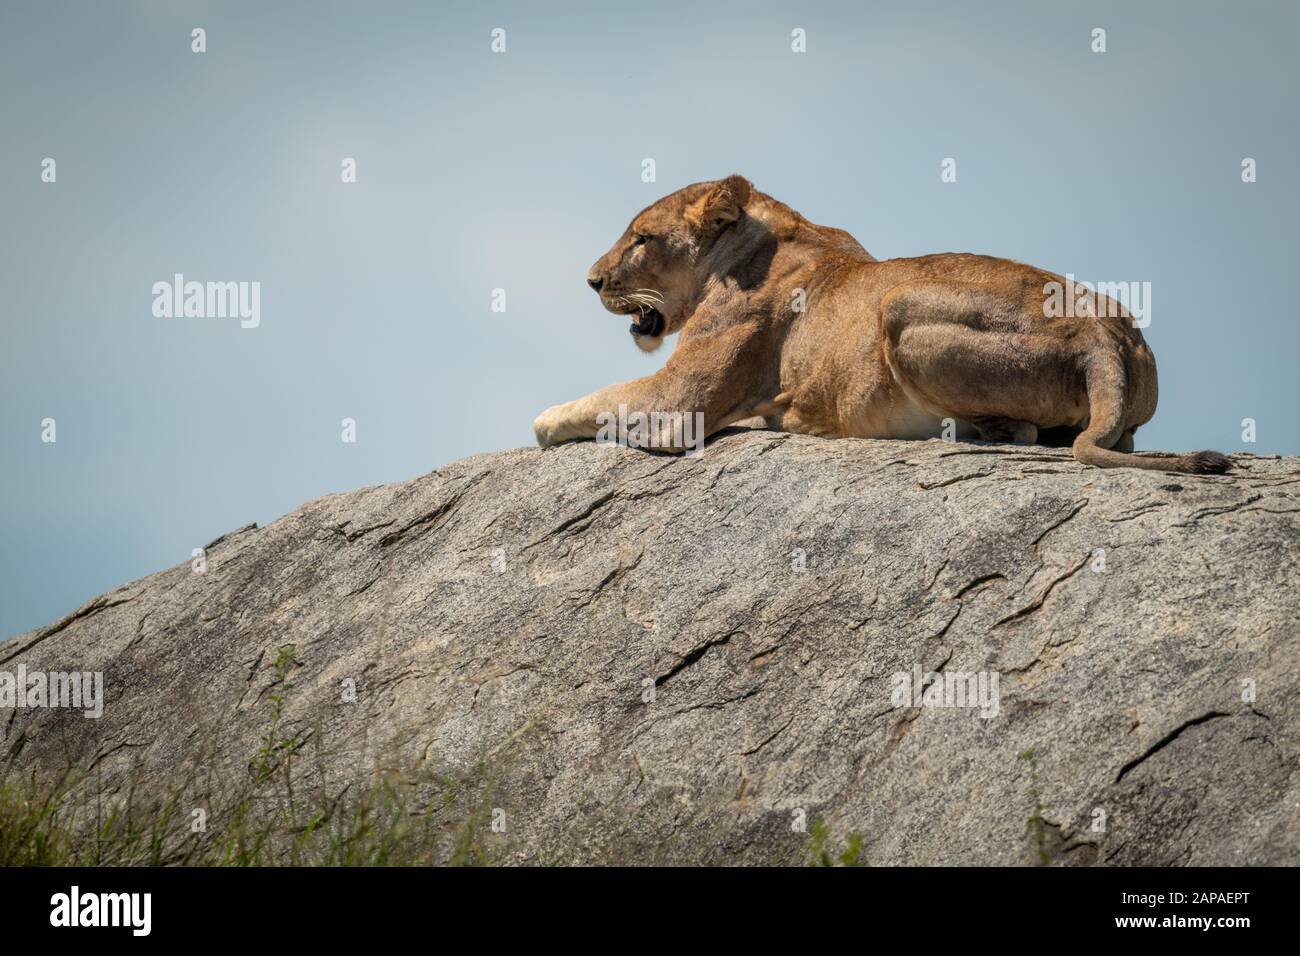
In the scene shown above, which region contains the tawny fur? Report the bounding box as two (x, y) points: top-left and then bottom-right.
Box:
(533, 175), (1231, 474)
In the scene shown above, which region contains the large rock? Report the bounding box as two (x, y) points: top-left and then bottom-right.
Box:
(4, 430), (1298, 865)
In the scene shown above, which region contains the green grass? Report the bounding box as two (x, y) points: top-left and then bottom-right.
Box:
(1, 644), (511, 867)
(808, 819), (867, 867)
(0, 769), (493, 866)
(1019, 747), (1052, 866)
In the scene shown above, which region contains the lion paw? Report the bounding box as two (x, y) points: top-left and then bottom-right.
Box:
(533, 405), (569, 448)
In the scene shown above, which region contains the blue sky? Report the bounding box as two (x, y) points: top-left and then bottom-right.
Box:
(2, 0), (1297, 637)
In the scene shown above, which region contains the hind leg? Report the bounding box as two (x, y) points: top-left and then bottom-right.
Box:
(880, 279), (1087, 438)
(1114, 428), (1135, 453)
(970, 416), (1038, 445)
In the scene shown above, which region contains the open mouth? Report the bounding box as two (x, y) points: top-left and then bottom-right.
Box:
(628, 308), (665, 338)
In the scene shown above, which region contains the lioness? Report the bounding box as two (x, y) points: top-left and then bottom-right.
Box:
(533, 175), (1231, 473)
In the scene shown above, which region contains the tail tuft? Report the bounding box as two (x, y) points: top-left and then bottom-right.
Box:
(1184, 450), (1233, 474)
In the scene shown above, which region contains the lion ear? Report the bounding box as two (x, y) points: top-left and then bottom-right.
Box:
(687, 175), (752, 231)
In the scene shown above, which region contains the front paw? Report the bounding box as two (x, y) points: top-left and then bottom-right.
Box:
(533, 404), (569, 448)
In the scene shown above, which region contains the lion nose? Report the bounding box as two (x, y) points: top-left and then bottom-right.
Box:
(587, 276), (604, 293)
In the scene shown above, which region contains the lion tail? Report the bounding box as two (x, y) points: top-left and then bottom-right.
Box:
(1072, 354), (1231, 474)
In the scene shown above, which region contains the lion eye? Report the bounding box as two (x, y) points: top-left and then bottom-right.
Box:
(633, 234), (650, 246)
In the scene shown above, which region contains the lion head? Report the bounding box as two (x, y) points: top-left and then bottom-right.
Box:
(586, 175), (752, 352)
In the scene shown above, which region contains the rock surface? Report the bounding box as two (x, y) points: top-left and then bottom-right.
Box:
(4, 430), (1299, 865)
